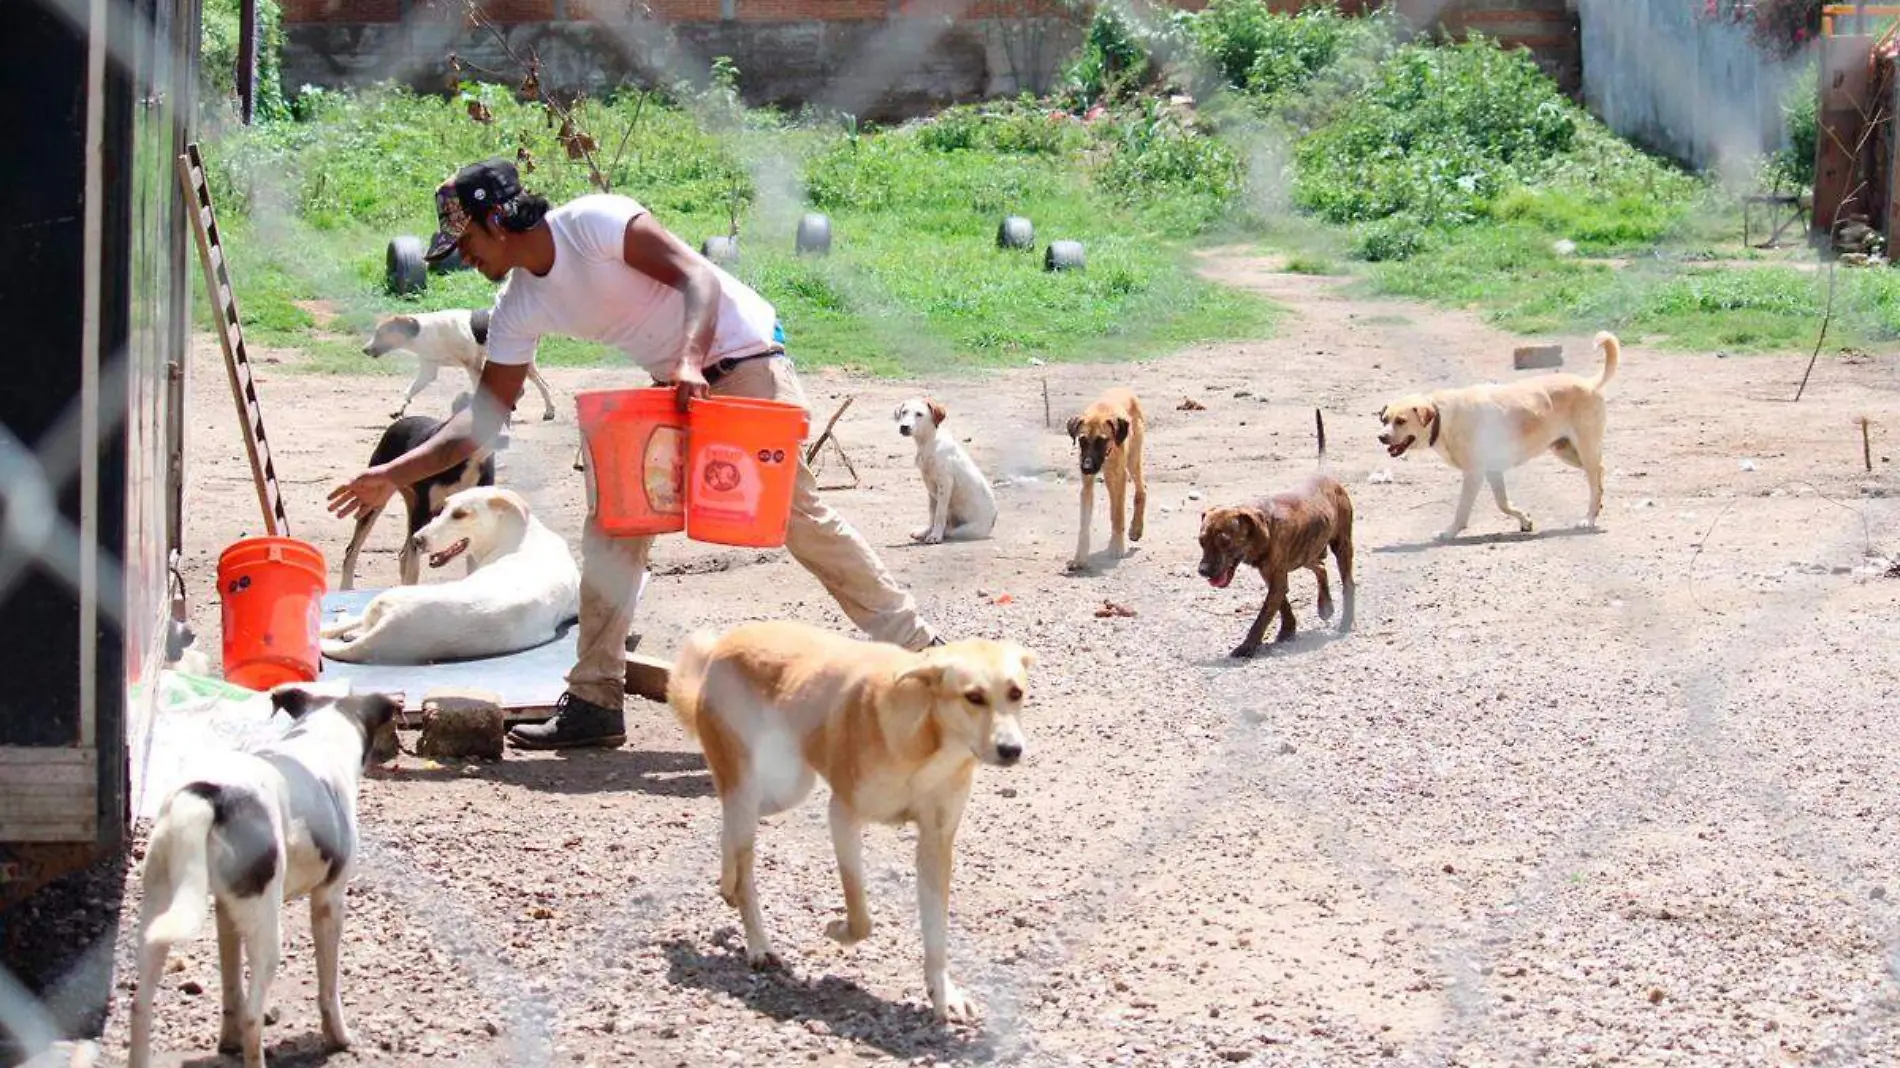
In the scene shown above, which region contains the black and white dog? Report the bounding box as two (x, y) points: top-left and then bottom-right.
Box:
(339, 392), (498, 591)
(128, 686), (399, 1068)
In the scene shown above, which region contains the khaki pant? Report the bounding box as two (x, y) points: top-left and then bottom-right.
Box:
(565, 356), (934, 707)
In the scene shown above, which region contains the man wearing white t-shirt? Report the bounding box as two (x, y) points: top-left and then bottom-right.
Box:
(328, 159), (939, 749)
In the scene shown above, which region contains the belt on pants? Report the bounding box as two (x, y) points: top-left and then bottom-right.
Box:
(702, 349), (783, 386)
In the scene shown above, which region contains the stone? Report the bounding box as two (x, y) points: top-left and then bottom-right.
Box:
(1513, 344), (1564, 371)
(416, 688), (505, 760)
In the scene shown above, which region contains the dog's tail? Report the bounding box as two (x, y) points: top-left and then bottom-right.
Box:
(1314, 408), (1327, 464)
(666, 630), (719, 741)
(141, 789), (216, 947)
(1592, 331), (1620, 391)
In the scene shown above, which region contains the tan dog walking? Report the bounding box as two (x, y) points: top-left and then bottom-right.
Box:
(667, 621), (1035, 1022)
(1067, 387), (1147, 571)
(1378, 332), (1620, 540)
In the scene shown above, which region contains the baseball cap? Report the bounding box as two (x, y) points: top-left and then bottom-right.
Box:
(424, 158), (525, 263)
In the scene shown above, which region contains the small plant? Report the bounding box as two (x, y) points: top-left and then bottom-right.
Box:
(699, 55), (746, 131)
(1096, 99), (1245, 232)
(1350, 217), (1429, 262)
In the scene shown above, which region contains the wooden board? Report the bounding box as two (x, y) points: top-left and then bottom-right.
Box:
(1814, 35), (1876, 240)
(0, 748), (96, 844)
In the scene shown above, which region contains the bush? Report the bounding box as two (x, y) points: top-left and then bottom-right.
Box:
(1095, 101), (1246, 232)
(1293, 39), (1578, 225)
(1350, 216), (1430, 262)
(1771, 57), (1818, 188)
(1180, 0), (1372, 100)
(1061, 5), (1194, 105)
(914, 100), (1086, 155)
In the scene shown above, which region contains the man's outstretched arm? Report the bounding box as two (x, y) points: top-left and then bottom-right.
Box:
(327, 360), (527, 520)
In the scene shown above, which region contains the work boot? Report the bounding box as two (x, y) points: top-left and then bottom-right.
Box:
(507, 692), (626, 750)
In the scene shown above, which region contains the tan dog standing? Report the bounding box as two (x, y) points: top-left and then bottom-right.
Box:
(667, 621), (1036, 1021)
(1066, 387), (1147, 571)
(1197, 410), (1356, 657)
(1378, 332), (1620, 540)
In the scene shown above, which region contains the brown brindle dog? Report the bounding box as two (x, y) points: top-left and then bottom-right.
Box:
(1066, 387), (1147, 571)
(1197, 410), (1356, 658)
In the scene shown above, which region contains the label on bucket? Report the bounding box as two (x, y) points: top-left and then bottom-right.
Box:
(691, 442), (767, 523)
(645, 425), (686, 515)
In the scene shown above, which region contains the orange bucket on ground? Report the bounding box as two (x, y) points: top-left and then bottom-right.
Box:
(218, 536), (326, 691)
(685, 396), (809, 547)
(576, 387), (688, 536)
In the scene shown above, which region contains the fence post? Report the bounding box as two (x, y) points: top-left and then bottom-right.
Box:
(237, 0), (256, 123)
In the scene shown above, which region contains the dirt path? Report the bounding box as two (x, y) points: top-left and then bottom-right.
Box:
(114, 251), (1900, 1066)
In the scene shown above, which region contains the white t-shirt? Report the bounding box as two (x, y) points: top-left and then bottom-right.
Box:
(484, 194), (780, 378)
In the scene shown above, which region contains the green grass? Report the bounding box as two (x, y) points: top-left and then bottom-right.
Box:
(199, 88), (1275, 378)
(1347, 213), (1900, 355)
(1172, 7), (1875, 356)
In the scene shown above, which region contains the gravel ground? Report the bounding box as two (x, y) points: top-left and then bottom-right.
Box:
(54, 251), (1900, 1065)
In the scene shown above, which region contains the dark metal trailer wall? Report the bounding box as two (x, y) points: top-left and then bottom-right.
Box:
(0, 0), (198, 907)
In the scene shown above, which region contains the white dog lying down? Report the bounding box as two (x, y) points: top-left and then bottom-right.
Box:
(321, 486), (579, 664)
(893, 396), (997, 543)
(363, 308), (557, 422)
(129, 686), (399, 1068)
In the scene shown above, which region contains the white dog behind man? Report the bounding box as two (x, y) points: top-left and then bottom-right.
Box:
(320, 486), (579, 666)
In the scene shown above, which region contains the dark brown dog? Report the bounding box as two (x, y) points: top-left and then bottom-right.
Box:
(1197, 411), (1355, 658)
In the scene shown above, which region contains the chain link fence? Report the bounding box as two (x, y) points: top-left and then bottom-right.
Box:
(6, 1), (1900, 1065)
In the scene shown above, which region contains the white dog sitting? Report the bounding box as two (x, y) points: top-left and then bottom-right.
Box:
(129, 686), (399, 1068)
(894, 396), (998, 543)
(363, 308), (557, 422)
(321, 486), (579, 664)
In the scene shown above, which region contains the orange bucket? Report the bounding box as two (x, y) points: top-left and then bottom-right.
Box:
(685, 396), (809, 547)
(217, 536), (326, 691)
(576, 387), (688, 536)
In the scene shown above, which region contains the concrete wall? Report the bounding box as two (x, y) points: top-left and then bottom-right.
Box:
(280, 2), (1086, 120)
(1576, 0), (1804, 172)
(279, 1), (1589, 120)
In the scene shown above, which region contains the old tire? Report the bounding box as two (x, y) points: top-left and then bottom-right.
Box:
(1044, 239), (1086, 272)
(795, 213), (832, 256)
(386, 235), (428, 295)
(997, 215), (1035, 250)
(701, 235), (740, 265)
